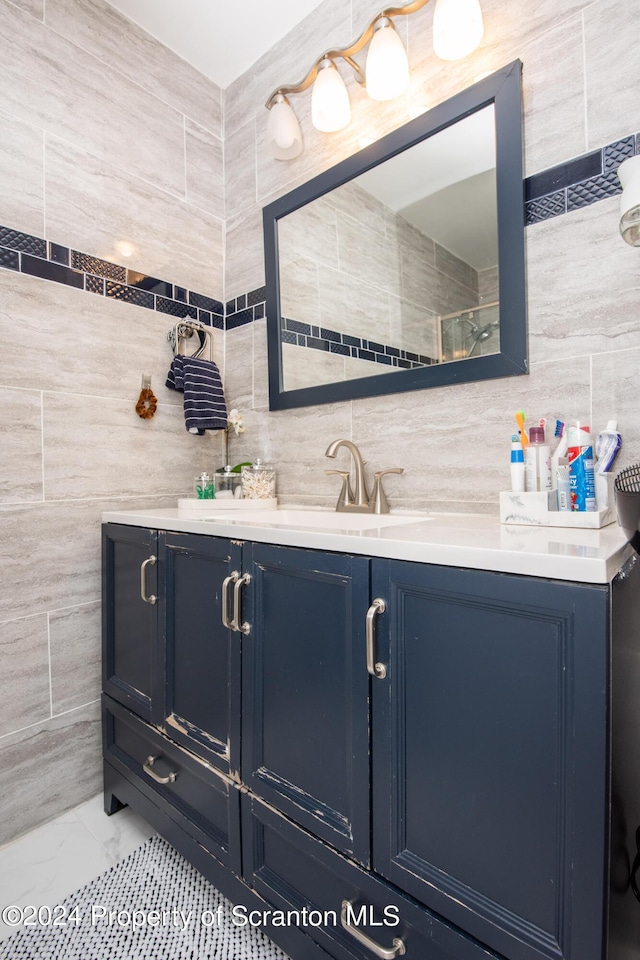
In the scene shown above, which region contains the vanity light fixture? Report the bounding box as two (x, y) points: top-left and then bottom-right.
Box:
(265, 0), (484, 160)
(266, 93), (304, 160)
(432, 0), (484, 60)
(617, 155), (640, 246)
(366, 17), (410, 101)
(312, 57), (351, 132)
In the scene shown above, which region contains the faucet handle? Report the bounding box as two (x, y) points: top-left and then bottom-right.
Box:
(370, 468), (404, 515)
(325, 470), (354, 509)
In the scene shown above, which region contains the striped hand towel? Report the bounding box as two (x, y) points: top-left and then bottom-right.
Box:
(166, 355), (227, 434)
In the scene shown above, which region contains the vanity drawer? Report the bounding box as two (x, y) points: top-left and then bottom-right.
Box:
(103, 695), (240, 873)
(242, 793), (499, 960)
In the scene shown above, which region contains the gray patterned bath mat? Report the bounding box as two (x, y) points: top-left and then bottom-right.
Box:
(0, 835), (291, 959)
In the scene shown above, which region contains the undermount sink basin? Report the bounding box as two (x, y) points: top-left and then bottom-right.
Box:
(202, 508), (426, 531)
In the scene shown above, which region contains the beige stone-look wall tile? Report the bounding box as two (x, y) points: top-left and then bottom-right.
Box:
(282, 343), (346, 392)
(520, 14), (587, 176)
(350, 356), (591, 508)
(50, 601), (101, 715)
(318, 264), (390, 342)
(1, 0), (186, 196)
(0, 271), (183, 404)
(7, 0), (43, 18)
(0, 614), (49, 737)
(251, 319), (270, 414)
(45, 136), (223, 297)
(0, 110), (43, 236)
(45, 0), (222, 137)
(185, 119), (224, 219)
(280, 254), (320, 326)
(0, 386), (42, 503)
(591, 349), (640, 470)
(223, 323), (256, 417)
(0, 496), (179, 624)
(42, 393), (215, 501)
(225, 205), (266, 299)
(224, 117), (256, 222)
(526, 197), (640, 365)
(584, 0), (640, 150)
(0, 701), (101, 846)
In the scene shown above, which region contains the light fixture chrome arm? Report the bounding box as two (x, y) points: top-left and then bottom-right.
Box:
(265, 0), (430, 109)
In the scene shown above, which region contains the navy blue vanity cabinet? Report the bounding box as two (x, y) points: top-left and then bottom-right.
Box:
(371, 559), (610, 960)
(102, 523), (161, 723)
(242, 541), (371, 866)
(243, 791), (501, 960)
(159, 530), (243, 777)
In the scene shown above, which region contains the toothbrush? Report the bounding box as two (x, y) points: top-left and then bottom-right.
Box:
(515, 410), (528, 449)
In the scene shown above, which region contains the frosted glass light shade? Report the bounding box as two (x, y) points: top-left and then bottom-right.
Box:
(433, 0), (484, 60)
(311, 59), (351, 133)
(365, 19), (410, 101)
(266, 96), (303, 160)
(618, 155), (640, 246)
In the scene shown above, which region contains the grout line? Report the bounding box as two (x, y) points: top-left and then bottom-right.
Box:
(581, 11), (589, 153)
(40, 390), (45, 501)
(46, 611), (53, 718)
(0, 699), (100, 743)
(0, 600), (99, 629)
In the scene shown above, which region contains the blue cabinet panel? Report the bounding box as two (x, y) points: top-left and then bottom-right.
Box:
(102, 523), (161, 723)
(159, 531), (242, 776)
(372, 559), (609, 960)
(242, 542), (371, 865)
(243, 792), (501, 960)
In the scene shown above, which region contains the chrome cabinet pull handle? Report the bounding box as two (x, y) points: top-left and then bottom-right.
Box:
(340, 901), (405, 958)
(366, 598), (386, 678)
(140, 555), (157, 605)
(222, 571), (240, 629)
(230, 573), (251, 635)
(143, 755), (177, 784)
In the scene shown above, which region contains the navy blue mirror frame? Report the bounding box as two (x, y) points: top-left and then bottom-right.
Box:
(263, 59), (526, 411)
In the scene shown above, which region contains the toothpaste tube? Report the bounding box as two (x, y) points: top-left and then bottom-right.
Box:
(595, 420), (622, 474)
(567, 422), (596, 512)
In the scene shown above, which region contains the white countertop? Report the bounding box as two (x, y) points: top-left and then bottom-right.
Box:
(101, 506), (633, 584)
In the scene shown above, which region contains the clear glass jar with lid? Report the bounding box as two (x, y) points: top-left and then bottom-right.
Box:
(241, 459), (276, 500)
(214, 466), (243, 499)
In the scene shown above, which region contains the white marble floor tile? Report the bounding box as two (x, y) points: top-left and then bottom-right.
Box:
(0, 794), (153, 942)
(74, 793), (154, 863)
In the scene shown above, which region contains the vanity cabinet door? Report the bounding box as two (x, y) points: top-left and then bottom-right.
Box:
(102, 523), (161, 724)
(242, 542), (371, 866)
(371, 559), (609, 960)
(159, 531), (243, 778)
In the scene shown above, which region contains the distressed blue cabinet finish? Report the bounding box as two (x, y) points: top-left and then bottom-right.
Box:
(102, 523), (161, 723)
(242, 541), (371, 865)
(159, 530), (242, 776)
(103, 526), (242, 776)
(371, 559), (610, 960)
(103, 523), (640, 960)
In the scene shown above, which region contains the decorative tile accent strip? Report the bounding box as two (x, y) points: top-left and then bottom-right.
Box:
(0, 226), (47, 257)
(280, 317), (433, 368)
(524, 132), (639, 225)
(226, 288), (268, 330)
(0, 129), (635, 335)
(71, 251), (126, 282)
(0, 225), (224, 330)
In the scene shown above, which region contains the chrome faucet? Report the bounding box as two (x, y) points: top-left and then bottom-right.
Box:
(324, 439), (403, 514)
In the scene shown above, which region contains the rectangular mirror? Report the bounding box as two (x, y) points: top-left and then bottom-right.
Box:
(264, 60), (526, 410)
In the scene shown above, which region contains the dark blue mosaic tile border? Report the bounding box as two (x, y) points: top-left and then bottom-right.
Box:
(0, 227), (225, 330)
(0, 130), (634, 343)
(524, 133), (638, 225)
(280, 317), (434, 368)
